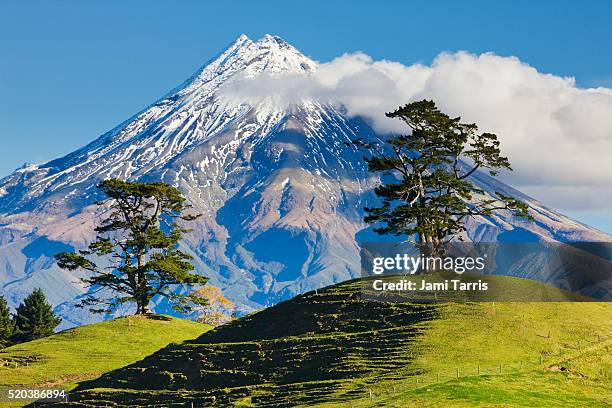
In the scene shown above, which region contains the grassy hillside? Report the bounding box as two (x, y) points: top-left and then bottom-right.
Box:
(34, 277), (612, 407)
(0, 315), (211, 406)
(314, 301), (611, 407)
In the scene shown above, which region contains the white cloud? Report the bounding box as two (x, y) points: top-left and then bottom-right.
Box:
(218, 51), (612, 214)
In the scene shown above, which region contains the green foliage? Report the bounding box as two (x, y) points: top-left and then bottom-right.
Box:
(55, 179), (208, 315)
(11, 288), (61, 343)
(357, 100), (532, 250)
(0, 295), (14, 347)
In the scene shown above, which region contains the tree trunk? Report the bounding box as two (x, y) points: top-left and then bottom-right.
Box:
(135, 299), (149, 315)
(135, 252), (148, 315)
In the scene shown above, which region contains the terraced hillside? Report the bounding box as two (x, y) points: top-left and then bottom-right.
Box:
(43, 277), (611, 407)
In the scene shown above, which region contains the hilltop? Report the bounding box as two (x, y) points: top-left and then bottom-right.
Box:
(42, 276), (611, 407)
(0, 315), (211, 406)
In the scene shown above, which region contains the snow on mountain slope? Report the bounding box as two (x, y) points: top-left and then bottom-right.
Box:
(0, 34), (609, 328)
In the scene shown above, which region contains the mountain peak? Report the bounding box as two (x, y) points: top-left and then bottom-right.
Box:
(187, 34), (315, 89)
(250, 34), (315, 74)
(256, 34), (292, 48)
(235, 33), (251, 43)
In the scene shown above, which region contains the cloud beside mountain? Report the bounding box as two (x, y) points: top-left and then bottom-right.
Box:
(219, 50), (612, 214)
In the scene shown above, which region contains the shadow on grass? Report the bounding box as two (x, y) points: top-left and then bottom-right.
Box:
(145, 315), (172, 321)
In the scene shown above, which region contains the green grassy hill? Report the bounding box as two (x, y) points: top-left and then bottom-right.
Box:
(40, 276), (611, 407)
(0, 315), (211, 407)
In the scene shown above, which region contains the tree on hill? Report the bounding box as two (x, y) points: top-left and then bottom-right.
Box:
(0, 295), (14, 347)
(356, 100), (531, 253)
(192, 285), (236, 326)
(12, 288), (61, 342)
(55, 179), (209, 315)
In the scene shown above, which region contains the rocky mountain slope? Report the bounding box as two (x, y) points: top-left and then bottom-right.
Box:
(0, 34), (609, 328)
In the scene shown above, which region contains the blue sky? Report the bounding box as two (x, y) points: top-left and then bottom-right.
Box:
(1, 0), (611, 231)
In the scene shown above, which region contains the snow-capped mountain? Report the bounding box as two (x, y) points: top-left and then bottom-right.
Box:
(0, 34), (609, 328)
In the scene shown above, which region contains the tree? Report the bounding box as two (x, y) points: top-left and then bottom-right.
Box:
(357, 100), (531, 253)
(12, 289), (61, 342)
(0, 295), (14, 347)
(192, 285), (236, 326)
(55, 179), (208, 315)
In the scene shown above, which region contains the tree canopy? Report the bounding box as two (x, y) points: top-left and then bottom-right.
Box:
(12, 288), (61, 342)
(193, 285), (236, 326)
(357, 100), (531, 252)
(56, 179), (208, 315)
